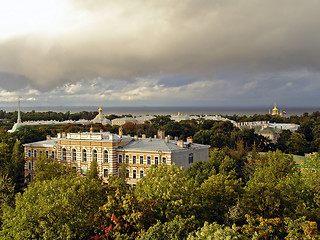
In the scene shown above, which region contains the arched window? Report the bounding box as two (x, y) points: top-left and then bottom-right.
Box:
(126, 169), (129, 178)
(133, 156), (137, 164)
(154, 157), (159, 165)
(118, 155), (123, 163)
(45, 151), (49, 159)
(133, 169), (137, 179)
(72, 149), (76, 162)
(82, 149), (87, 162)
(51, 151), (55, 159)
(147, 156), (151, 165)
(92, 149), (97, 161)
(62, 148), (67, 161)
(162, 157), (166, 164)
(140, 156), (144, 165)
(140, 170), (144, 178)
(28, 150), (31, 158)
(33, 150), (37, 158)
(103, 150), (108, 163)
(125, 155), (129, 164)
(28, 162), (31, 170)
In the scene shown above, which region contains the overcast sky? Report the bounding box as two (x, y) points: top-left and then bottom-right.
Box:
(0, 0), (320, 108)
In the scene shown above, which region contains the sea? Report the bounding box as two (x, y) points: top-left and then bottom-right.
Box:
(0, 106), (319, 117)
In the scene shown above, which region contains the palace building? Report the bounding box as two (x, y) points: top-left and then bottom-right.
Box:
(23, 130), (210, 184)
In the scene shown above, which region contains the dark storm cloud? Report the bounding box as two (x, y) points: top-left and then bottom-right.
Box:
(0, 0), (320, 91)
(0, 72), (34, 91)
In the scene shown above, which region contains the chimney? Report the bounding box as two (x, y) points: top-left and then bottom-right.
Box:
(186, 136), (193, 144)
(46, 135), (51, 140)
(157, 129), (165, 139)
(119, 126), (123, 136)
(177, 140), (184, 148)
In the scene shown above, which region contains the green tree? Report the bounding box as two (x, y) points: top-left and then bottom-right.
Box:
(87, 158), (99, 180)
(9, 140), (25, 192)
(0, 177), (106, 239)
(0, 142), (11, 175)
(199, 174), (243, 224)
(242, 150), (298, 219)
(34, 154), (73, 182)
(286, 132), (309, 155)
(188, 222), (246, 240)
(0, 174), (15, 226)
(138, 216), (197, 240)
(135, 164), (199, 222)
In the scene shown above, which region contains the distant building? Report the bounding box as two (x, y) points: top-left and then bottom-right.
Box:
(8, 97), (24, 133)
(91, 105), (111, 125)
(23, 131), (210, 185)
(269, 104), (284, 117)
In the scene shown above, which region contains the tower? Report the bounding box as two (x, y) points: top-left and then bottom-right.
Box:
(17, 96), (22, 123)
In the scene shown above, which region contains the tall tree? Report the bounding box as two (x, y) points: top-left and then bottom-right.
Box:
(9, 140), (25, 192)
(87, 158), (99, 180)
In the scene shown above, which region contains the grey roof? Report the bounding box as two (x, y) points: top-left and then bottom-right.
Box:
(120, 138), (210, 153)
(23, 138), (58, 148)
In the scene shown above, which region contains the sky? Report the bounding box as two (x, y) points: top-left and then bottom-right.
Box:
(0, 0), (320, 109)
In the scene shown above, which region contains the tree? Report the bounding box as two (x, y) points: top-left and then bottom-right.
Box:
(138, 216), (197, 240)
(199, 174), (243, 224)
(187, 222), (246, 240)
(0, 174), (15, 226)
(135, 164), (199, 222)
(241, 150), (298, 219)
(0, 177), (106, 239)
(286, 132), (309, 155)
(87, 158), (99, 180)
(0, 142), (11, 175)
(34, 154), (73, 182)
(9, 140), (25, 192)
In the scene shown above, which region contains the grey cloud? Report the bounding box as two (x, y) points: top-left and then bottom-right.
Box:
(0, 0), (320, 91)
(0, 72), (34, 91)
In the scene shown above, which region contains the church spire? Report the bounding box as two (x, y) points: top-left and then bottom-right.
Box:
(17, 96), (22, 123)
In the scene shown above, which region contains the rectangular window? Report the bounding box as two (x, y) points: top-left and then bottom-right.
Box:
(126, 155), (129, 164)
(103, 169), (108, 178)
(133, 169), (137, 179)
(155, 157), (159, 165)
(133, 156), (136, 164)
(119, 155), (123, 163)
(147, 156), (151, 165)
(140, 156), (144, 165)
(189, 153), (194, 164)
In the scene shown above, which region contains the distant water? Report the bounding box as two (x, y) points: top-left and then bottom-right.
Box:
(1, 106), (319, 117)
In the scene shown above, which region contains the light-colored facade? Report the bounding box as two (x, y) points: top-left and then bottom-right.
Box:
(23, 132), (210, 184)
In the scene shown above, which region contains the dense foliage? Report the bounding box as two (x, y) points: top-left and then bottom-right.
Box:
(1, 110), (320, 238)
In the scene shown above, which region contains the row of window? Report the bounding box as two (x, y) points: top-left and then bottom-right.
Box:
(28, 149), (55, 159)
(120, 155), (167, 165)
(61, 149), (109, 163)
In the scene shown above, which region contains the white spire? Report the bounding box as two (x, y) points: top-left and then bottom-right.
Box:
(17, 96), (22, 123)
